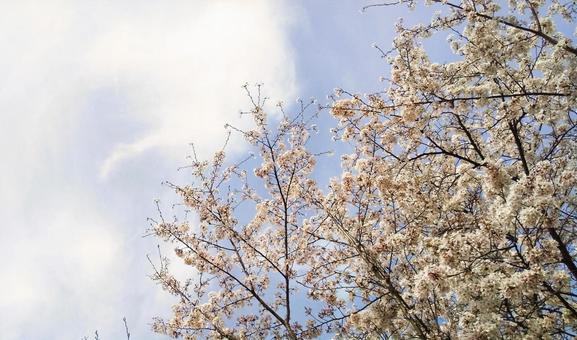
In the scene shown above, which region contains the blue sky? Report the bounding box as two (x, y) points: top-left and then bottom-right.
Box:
(0, 1), (417, 339)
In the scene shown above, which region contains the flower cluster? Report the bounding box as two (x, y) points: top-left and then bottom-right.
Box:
(151, 1), (577, 338)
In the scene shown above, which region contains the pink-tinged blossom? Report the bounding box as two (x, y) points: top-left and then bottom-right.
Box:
(150, 1), (577, 338)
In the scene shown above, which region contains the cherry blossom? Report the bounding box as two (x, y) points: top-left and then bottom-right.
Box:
(150, 2), (577, 338)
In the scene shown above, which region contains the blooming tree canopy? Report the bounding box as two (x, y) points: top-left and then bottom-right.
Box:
(150, 0), (577, 338)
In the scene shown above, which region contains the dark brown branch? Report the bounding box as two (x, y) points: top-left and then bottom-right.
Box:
(454, 113), (485, 160)
(548, 228), (577, 282)
(508, 119), (530, 176)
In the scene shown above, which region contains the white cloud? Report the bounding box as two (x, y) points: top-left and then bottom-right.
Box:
(0, 0), (296, 338)
(0, 200), (126, 339)
(82, 0), (298, 178)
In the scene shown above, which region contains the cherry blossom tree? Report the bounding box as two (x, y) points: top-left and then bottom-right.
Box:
(150, 0), (577, 338)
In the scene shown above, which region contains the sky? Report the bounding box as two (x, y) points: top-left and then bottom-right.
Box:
(0, 1), (415, 339)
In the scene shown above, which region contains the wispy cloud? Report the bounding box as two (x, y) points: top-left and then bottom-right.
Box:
(0, 1), (296, 338)
(93, 1), (298, 178)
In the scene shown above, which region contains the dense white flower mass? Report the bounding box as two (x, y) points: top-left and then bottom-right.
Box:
(151, 1), (577, 339)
